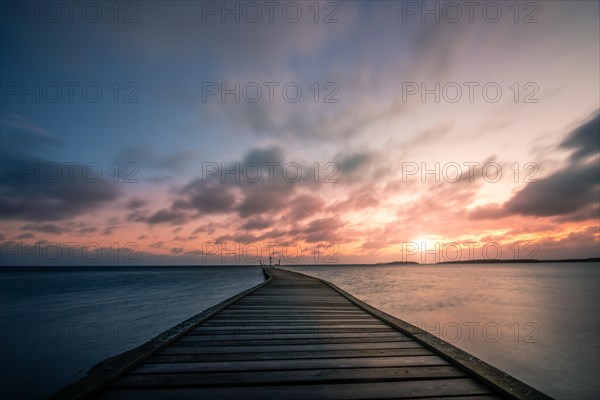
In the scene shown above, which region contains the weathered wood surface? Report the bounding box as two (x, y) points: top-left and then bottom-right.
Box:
(51, 268), (553, 400)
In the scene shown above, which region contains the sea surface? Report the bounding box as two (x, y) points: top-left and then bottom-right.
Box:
(0, 263), (598, 399)
(0, 266), (265, 399)
(285, 263), (600, 400)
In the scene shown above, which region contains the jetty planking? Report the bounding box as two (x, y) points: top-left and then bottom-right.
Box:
(50, 268), (553, 400)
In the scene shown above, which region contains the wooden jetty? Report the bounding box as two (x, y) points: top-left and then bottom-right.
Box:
(51, 268), (553, 400)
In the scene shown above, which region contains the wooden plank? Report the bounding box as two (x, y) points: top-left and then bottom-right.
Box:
(211, 315), (371, 320)
(188, 326), (395, 334)
(159, 341), (423, 354)
(247, 295), (343, 298)
(130, 355), (450, 374)
(217, 310), (368, 314)
(220, 306), (364, 310)
(234, 304), (354, 306)
(203, 318), (378, 323)
(95, 378), (492, 400)
(224, 306), (360, 311)
(146, 347), (434, 363)
(248, 294), (341, 296)
(177, 332), (406, 341)
(236, 298), (351, 302)
(113, 365), (467, 387)
(169, 337), (414, 346)
(199, 324), (389, 329)
(203, 319), (383, 325)
(237, 296), (351, 300)
(194, 324), (391, 329)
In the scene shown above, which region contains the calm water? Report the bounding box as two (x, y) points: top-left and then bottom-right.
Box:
(1, 264), (598, 399)
(0, 266), (264, 399)
(285, 263), (600, 400)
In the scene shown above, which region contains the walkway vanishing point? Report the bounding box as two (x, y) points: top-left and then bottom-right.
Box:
(51, 268), (553, 400)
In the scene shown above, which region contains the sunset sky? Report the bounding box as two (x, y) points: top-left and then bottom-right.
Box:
(1, 1), (598, 265)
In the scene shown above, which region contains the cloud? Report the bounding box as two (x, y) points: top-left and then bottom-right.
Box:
(193, 223), (217, 235)
(291, 216), (344, 243)
(21, 223), (69, 234)
(175, 179), (238, 214)
(0, 114), (121, 222)
(336, 151), (373, 174)
(503, 163), (598, 218)
(285, 194), (325, 221)
(241, 217), (273, 231)
(236, 184), (293, 218)
(146, 209), (188, 225)
(330, 185), (380, 212)
(115, 145), (196, 173)
(559, 112), (600, 161)
(470, 113), (600, 221)
(135, 145), (309, 225)
(106, 1), (356, 65)
(0, 112), (61, 154)
(77, 227), (97, 235)
(126, 198), (147, 209)
(126, 145), (342, 245)
(243, 145), (284, 166)
(0, 163), (121, 222)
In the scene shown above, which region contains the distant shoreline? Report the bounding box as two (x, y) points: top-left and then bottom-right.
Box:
(0, 257), (598, 269)
(349, 257), (600, 266)
(435, 257), (600, 265)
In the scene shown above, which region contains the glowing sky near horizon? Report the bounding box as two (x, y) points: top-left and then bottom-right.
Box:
(1, 1), (598, 265)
